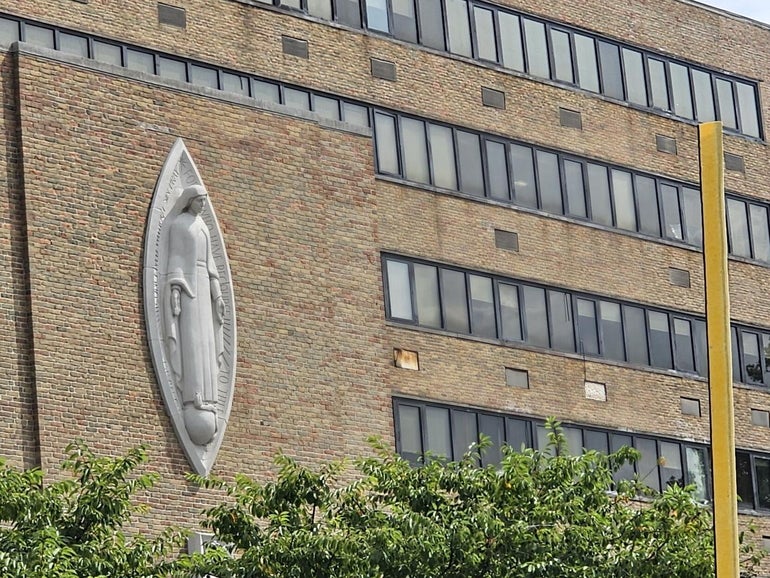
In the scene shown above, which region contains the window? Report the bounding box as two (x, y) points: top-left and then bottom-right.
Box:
(576, 298), (599, 355)
(499, 283), (522, 341)
(587, 163), (613, 226)
(126, 48), (155, 73)
(457, 131), (484, 196)
(660, 183), (683, 240)
(386, 260), (412, 320)
(159, 56), (187, 82)
(313, 95), (340, 120)
(692, 69), (715, 121)
(374, 113), (399, 175)
(469, 275), (496, 337)
(414, 264), (441, 327)
(442, 268), (470, 333)
(190, 65), (218, 88)
(599, 301), (624, 361)
(429, 124), (457, 189)
(337, 0), (362, 27)
(611, 169), (636, 231)
(648, 58), (669, 110)
(550, 29), (573, 83)
(574, 34), (599, 92)
(564, 160), (587, 218)
(548, 290), (574, 352)
(635, 176), (660, 236)
(537, 151), (562, 214)
(727, 198), (751, 258)
(669, 63), (693, 119)
(622, 48), (646, 106)
(446, 0), (472, 57)
(283, 87), (310, 110)
(523, 286), (549, 347)
(522, 19), (549, 78)
(392, 0), (417, 42)
(623, 305), (649, 366)
(648, 311), (672, 369)
(417, 0), (445, 50)
(673, 318), (695, 373)
(473, 7), (497, 62)
(401, 117), (429, 184)
(736, 82), (760, 138)
(510, 144), (537, 208)
(0, 18), (20, 44)
(750, 205), (770, 263)
(59, 32), (88, 57)
(365, 0), (389, 32)
(93, 41), (122, 66)
(598, 41), (623, 99)
(308, 0), (333, 19)
(716, 79), (737, 130)
(252, 80), (280, 102)
(486, 140), (510, 201)
(498, 12), (524, 71)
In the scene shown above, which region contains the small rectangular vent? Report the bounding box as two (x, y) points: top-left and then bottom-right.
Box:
(724, 152), (745, 173)
(656, 134), (677, 154)
(481, 87), (505, 109)
(559, 108), (582, 129)
(282, 36), (309, 59)
(505, 368), (529, 388)
(680, 397), (701, 417)
(494, 229), (519, 252)
(158, 3), (187, 27)
(668, 267), (691, 288)
(752, 409), (770, 427)
(371, 58), (396, 81)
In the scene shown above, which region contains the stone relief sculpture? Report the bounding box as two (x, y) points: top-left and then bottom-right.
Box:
(143, 139), (236, 476)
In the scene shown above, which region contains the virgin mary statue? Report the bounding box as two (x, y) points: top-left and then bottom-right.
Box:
(164, 184), (225, 445)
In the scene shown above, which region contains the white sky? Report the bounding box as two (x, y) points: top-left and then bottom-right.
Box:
(696, 0), (770, 24)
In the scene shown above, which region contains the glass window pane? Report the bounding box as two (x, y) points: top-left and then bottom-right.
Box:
(661, 184), (683, 240)
(457, 131), (484, 196)
(670, 63), (693, 119)
(392, 0), (417, 42)
(451, 410), (477, 459)
(401, 118), (430, 184)
(736, 82), (760, 138)
(732, 327), (741, 383)
(397, 405), (422, 457)
(756, 458), (770, 509)
(510, 144), (537, 208)
(611, 169), (636, 231)
(742, 331), (763, 385)
(342, 102), (369, 127)
(93, 41), (121, 66)
(386, 260), (412, 320)
(222, 72), (249, 95)
(506, 418), (531, 451)
(159, 56), (187, 82)
(574, 34), (599, 92)
(523, 286), (549, 347)
(190, 65), (218, 88)
(536, 151), (563, 214)
(486, 141), (510, 201)
(441, 269), (469, 333)
(374, 113), (399, 175)
(584, 430), (608, 453)
(0, 18), (20, 44)
(473, 7), (497, 62)
(365, 0), (389, 32)
(693, 320), (708, 378)
(648, 311), (672, 369)
(692, 69), (715, 121)
(622, 48), (647, 106)
(682, 187), (703, 246)
(685, 447), (708, 501)
(598, 41), (623, 99)
(284, 88), (310, 110)
(764, 334), (770, 385)
(522, 19), (549, 78)
(623, 305), (649, 366)
(750, 204), (770, 262)
(417, 0), (445, 50)
(599, 301), (624, 361)
(126, 49), (154, 74)
(660, 442), (683, 488)
(727, 198), (751, 258)
(25, 25), (54, 48)
(252, 80), (280, 102)
(499, 283), (522, 341)
(673, 318), (695, 373)
(548, 290), (574, 352)
(736, 452), (754, 509)
(635, 175), (660, 236)
(337, 0), (362, 28)
(308, 0), (333, 19)
(499, 12), (524, 72)
(446, 0), (472, 57)
(429, 124), (457, 189)
(469, 275), (496, 338)
(59, 33), (88, 57)
(562, 427), (582, 456)
(313, 95), (340, 120)
(281, 0), (301, 9)
(564, 160), (587, 218)
(479, 415), (504, 466)
(648, 58), (669, 110)
(576, 298), (599, 355)
(425, 407), (451, 459)
(414, 264), (441, 327)
(551, 29), (573, 84)
(611, 434), (635, 483)
(587, 163), (612, 226)
(535, 424), (554, 456)
(636, 438), (661, 492)
(716, 79), (737, 130)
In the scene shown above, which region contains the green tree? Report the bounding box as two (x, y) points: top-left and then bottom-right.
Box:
(191, 421), (762, 578)
(0, 442), (186, 578)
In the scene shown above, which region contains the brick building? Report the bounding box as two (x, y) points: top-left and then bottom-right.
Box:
(2, 0), (770, 558)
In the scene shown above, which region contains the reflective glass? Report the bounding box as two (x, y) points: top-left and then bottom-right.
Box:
(0, 18), (20, 45)
(522, 19), (549, 78)
(337, 0), (362, 28)
(742, 331), (763, 385)
(599, 301), (624, 361)
(425, 407), (451, 459)
(750, 204), (770, 262)
(401, 117), (430, 184)
(598, 41), (623, 99)
(469, 275), (496, 338)
(386, 260), (412, 320)
(732, 327), (741, 383)
(486, 140), (510, 200)
(479, 415), (504, 466)
(611, 434), (634, 483)
(669, 62), (693, 119)
(308, 0), (333, 19)
(685, 447), (708, 501)
(190, 65), (218, 88)
(158, 56), (187, 82)
(284, 87), (310, 110)
(59, 33), (88, 57)
(441, 269), (470, 333)
(623, 305), (649, 365)
(584, 430), (608, 453)
(551, 29), (573, 83)
(727, 198), (751, 258)
(25, 25), (54, 48)
(126, 49), (154, 74)
(392, 0), (417, 42)
(313, 95), (340, 120)
(342, 102), (369, 127)
(499, 12), (524, 72)
(428, 124), (457, 189)
(622, 48), (647, 105)
(660, 442), (683, 487)
(682, 187), (702, 246)
(252, 80), (280, 102)
(563, 427), (582, 456)
(536, 151), (563, 214)
(564, 160), (587, 218)
(451, 410), (477, 459)
(673, 318), (695, 373)
(414, 264), (441, 327)
(365, 0), (389, 32)
(574, 34), (599, 92)
(635, 175), (660, 236)
(506, 418), (530, 451)
(611, 169), (636, 231)
(473, 7), (497, 62)
(648, 58), (669, 110)
(636, 438), (660, 492)
(510, 144), (537, 208)
(93, 41), (122, 66)
(523, 286), (549, 347)
(736, 452), (754, 509)
(660, 183), (683, 240)
(548, 290), (574, 352)
(457, 131), (484, 196)
(693, 320), (708, 377)
(281, 0), (301, 9)
(716, 78), (737, 129)
(692, 69), (715, 121)
(576, 298), (599, 355)
(374, 113), (399, 175)
(757, 458), (770, 509)
(587, 163), (613, 226)
(499, 283), (522, 341)
(648, 311), (672, 369)
(398, 405), (422, 456)
(417, 0), (445, 50)
(222, 72), (249, 95)
(764, 334), (770, 385)
(736, 81), (760, 138)
(446, 0), (472, 57)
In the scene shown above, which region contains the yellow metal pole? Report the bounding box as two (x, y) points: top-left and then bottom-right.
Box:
(699, 121), (739, 578)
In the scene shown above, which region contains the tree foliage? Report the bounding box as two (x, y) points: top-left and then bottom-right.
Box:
(0, 441), (185, 578)
(191, 420), (762, 578)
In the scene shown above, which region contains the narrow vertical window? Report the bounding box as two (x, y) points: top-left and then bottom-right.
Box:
(623, 305), (649, 365)
(634, 175), (660, 237)
(574, 34), (599, 92)
(548, 290), (575, 352)
(742, 331), (763, 385)
(727, 198), (751, 258)
(446, 0), (472, 57)
(597, 41), (623, 99)
(685, 447), (708, 501)
(522, 19), (550, 78)
(337, 0), (362, 27)
(693, 320), (708, 377)
(386, 260), (413, 320)
(441, 269), (470, 333)
(622, 48), (647, 106)
(365, 0), (389, 31)
(374, 113), (400, 176)
(736, 452), (755, 509)
(736, 82), (761, 138)
(417, 0), (445, 50)
(611, 169), (636, 231)
(523, 286), (549, 347)
(576, 298), (599, 355)
(457, 131), (484, 196)
(636, 438), (661, 492)
(599, 301), (625, 362)
(660, 442), (684, 487)
(716, 79), (737, 130)
(425, 407), (452, 459)
(611, 434), (635, 483)
(755, 458), (770, 509)
(486, 140), (510, 201)
(451, 410), (478, 459)
(587, 163), (613, 227)
(414, 264), (441, 327)
(669, 63), (694, 119)
(473, 7), (497, 62)
(763, 334), (770, 384)
(479, 415), (504, 466)
(673, 318), (695, 373)
(429, 124), (457, 190)
(682, 188), (703, 247)
(499, 283), (522, 341)
(648, 311), (673, 369)
(498, 12), (524, 72)
(401, 118), (430, 184)
(536, 151), (563, 214)
(660, 183), (683, 240)
(469, 275), (496, 338)
(750, 204), (770, 262)
(392, 0), (417, 42)
(0, 18), (20, 44)
(506, 418), (531, 451)
(564, 160), (587, 218)
(550, 29), (574, 84)
(584, 430), (608, 453)
(396, 404), (423, 463)
(648, 58), (670, 110)
(691, 69), (715, 121)
(732, 327), (741, 383)
(510, 144), (537, 208)
(308, 0), (333, 19)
